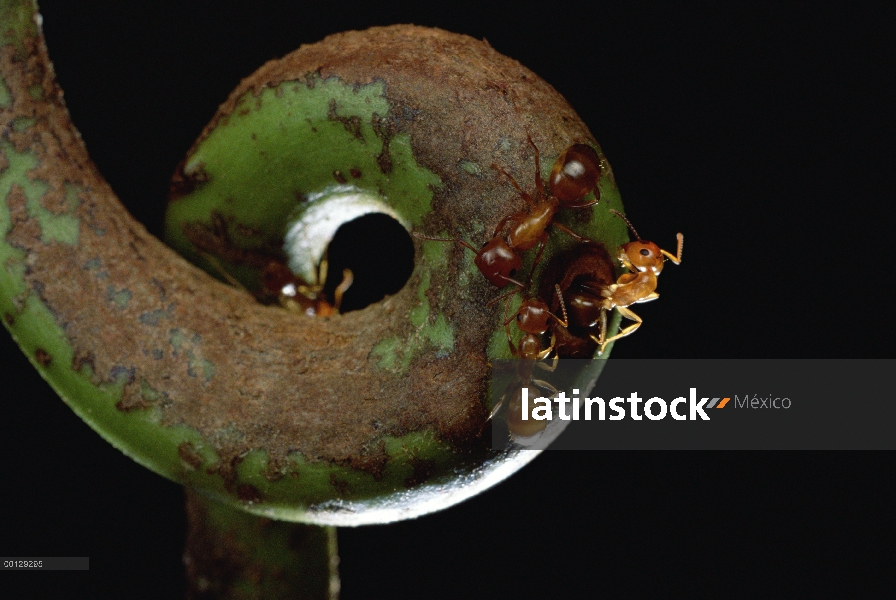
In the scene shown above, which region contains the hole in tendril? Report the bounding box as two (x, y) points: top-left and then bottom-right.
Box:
(321, 213), (414, 313)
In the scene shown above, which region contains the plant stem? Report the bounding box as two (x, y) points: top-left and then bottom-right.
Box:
(184, 488), (339, 600)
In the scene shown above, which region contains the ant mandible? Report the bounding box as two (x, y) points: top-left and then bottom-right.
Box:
(414, 137), (603, 290)
(587, 210), (683, 354)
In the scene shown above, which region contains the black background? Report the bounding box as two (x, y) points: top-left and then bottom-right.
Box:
(3, 1), (892, 597)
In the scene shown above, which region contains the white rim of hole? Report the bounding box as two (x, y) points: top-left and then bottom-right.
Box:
(283, 186), (408, 285)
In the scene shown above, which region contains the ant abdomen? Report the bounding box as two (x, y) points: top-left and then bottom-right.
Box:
(505, 386), (548, 438)
(549, 143), (602, 206)
(564, 285), (603, 332)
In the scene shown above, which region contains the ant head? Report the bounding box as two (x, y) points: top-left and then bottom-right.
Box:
(611, 210), (665, 273)
(550, 144), (601, 206)
(621, 240), (665, 274)
(516, 298), (551, 335)
(474, 237), (523, 287)
(261, 261), (299, 293)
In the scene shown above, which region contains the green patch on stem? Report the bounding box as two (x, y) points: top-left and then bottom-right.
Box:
(165, 74), (441, 292)
(370, 335), (400, 370)
(11, 116), (34, 131)
(408, 239), (449, 326)
(407, 271), (430, 327)
(215, 429), (457, 512)
(0, 0), (38, 59)
(0, 291), (221, 485)
(1, 131), (459, 516)
(168, 328), (216, 383)
(0, 141), (80, 245)
(458, 159), (482, 176)
(371, 242), (454, 371)
(106, 285), (131, 308)
(0, 76), (10, 108)
(420, 312), (454, 356)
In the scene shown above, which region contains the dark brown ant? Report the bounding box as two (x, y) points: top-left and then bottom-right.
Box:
(503, 284), (569, 361)
(184, 213), (353, 317)
(203, 251), (352, 317)
(411, 235), (525, 288)
(491, 138), (602, 256)
(491, 285), (568, 438)
(414, 138), (603, 290)
(566, 210), (683, 354)
(260, 259), (353, 317)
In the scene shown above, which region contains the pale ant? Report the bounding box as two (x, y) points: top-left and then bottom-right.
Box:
(568, 210), (682, 354)
(490, 285), (569, 438)
(414, 137), (603, 291)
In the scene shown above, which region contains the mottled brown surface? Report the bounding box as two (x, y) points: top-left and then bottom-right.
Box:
(2, 25), (597, 473)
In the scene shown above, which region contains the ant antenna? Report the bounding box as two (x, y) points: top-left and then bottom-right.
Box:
(610, 209), (641, 241)
(554, 284), (569, 328)
(332, 269), (354, 312)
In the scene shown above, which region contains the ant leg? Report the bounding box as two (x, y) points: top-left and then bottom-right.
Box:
(504, 302), (521, 358)
(599, 306), (643, 351)
(199, 252), (248, 291)
(490, 287), (522, 310)
(317, 257), (329, 288)
(492, 164), (537, 208)
(488, 383), (511, 421)
(535, 333), (560, 373)
(332, 269), (354, 313)
(589, 308), (610, 355)
(566, 195), (600, 209)
(412, 232), (480, 255)
(526, 133), (545, 198)
(530, 379), (559, 396)
(488, 399), (504, 421)
(489, 376), (528, 421)
(552, 222), (596, 244)
(535, 356), (558, 373)
(536, 331), (557, 362)
(498, 274), (528, 290)
(661, 233), (684, 265)
(528, 233), (549, 280)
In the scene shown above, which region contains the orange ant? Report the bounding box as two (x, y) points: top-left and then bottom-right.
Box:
(414, 138), (603, 290)
(491, 285), (569, 438)
(575, 210), (682, 354)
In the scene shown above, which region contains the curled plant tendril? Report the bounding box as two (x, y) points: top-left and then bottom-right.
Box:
(0, 2), (629, 526)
